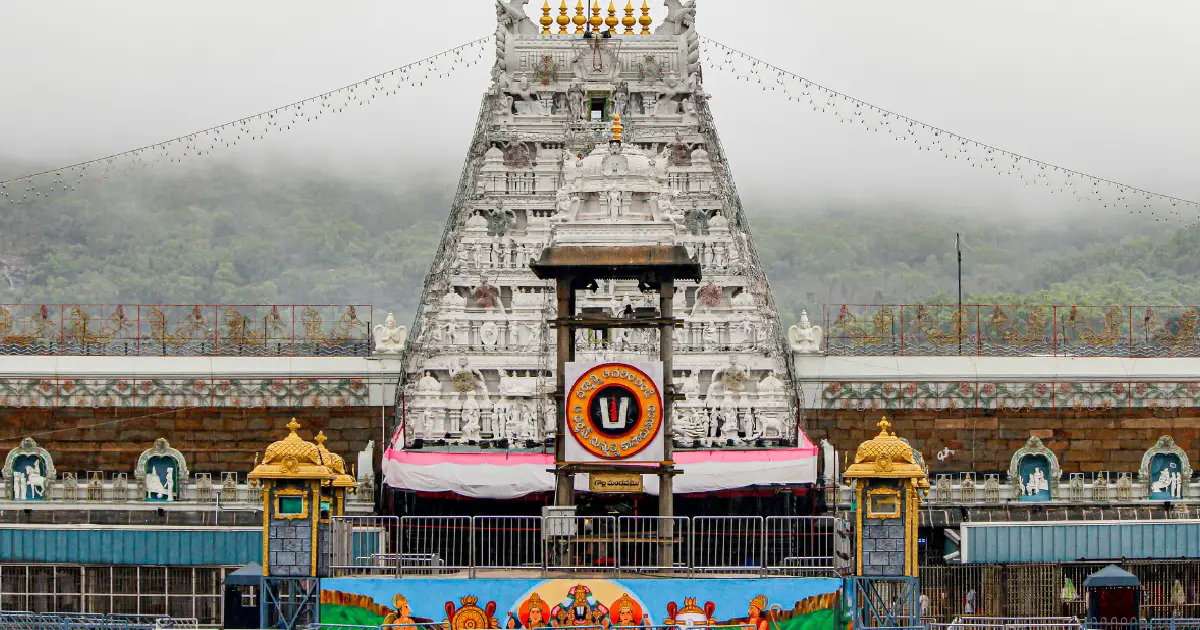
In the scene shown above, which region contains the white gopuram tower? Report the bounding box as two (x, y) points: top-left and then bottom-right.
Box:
(394, 1), (801, 456)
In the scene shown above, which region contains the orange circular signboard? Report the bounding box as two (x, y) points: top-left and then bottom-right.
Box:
(566, 362), (664, 460)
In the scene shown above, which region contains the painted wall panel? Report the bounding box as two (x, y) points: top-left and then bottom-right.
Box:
(318, 577), (845, 629)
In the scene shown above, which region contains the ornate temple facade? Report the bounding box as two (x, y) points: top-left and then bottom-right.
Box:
(391, 2), (807, 459)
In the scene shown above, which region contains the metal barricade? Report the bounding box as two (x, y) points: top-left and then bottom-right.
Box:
(616, 516), (690, 575)
(472, 516), (544, 575)
(691, 516), (763, 574)
(327, 516), (400, 576)
(1083, 621), (1141, 630)
(398, 516), (471, 576)
(929, 619), (1083, 630)
(544, 516), (616, 572)
(764, 516), (837, 575)
(0, 612), (198, 630)
(1146, 621), (1200, 630)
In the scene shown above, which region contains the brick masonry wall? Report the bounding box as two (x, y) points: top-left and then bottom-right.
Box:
(0, 407), (391, 475)
(808, 408), (1200, 474)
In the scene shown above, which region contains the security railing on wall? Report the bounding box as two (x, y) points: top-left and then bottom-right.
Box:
(0, 304), (371, 357)
(920, 560), (1200, 620)
(825, 304), (1200, 358)
(326, 514), (840, 578)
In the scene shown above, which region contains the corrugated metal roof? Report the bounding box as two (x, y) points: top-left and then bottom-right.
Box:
(0, 526), (261, 566)
(962, 520), (1200, 564)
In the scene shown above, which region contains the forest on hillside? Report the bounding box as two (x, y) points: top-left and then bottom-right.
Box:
(2, 163), (1197, 328)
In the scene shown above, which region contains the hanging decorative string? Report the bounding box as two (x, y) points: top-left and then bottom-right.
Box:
(0, 35), (493, 203)
(700, 36), (1200, 226)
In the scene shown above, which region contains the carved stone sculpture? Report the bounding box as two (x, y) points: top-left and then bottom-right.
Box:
(373, 312), (407, 354)
(788, 310), (823, 354)
(656, 0), (697, 36)
(496, 0), (538, 36)
(418, 371), (441, 394)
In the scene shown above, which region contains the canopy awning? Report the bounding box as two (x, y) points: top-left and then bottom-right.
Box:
(1084, 565), (1141, 588)
(382, 443), (818, 500)
(222, 563), (263, 587)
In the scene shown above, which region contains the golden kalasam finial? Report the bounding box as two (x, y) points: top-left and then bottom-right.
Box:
(611, 113), (624, 142)
(639, 0), (653, 35)
(286, 418), (301, 435)
(605, 2), (619, 29)
(314, 431), (328, 446)
(558, 0), (571, 34)
(541, 1), (553, 33)
(589, 1), (603, 30)
(574, 0), (587, 33)
(622, 1), (636, 34)
(877, 416), (892, 437)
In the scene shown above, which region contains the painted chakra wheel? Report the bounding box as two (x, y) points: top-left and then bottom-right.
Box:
(567, 363), (663, 460)
(445, 595), (498, 630)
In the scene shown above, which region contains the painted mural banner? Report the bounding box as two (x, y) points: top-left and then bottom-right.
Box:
(319, 578), (844, 630)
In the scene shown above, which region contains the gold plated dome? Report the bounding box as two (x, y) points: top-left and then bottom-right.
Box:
(314, 431), (358, 488)
(248, 419), (336, 480)
(844, 418), (929, 481)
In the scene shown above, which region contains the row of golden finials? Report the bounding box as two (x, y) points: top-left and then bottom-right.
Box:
(539, 1), (657, 36)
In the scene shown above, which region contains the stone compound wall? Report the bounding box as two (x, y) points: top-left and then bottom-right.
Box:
(0, 407), (389, 474)
(809, 408), (1200, 475)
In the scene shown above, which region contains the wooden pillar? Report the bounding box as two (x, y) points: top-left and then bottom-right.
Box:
(554, 278), (576, 506)
(658, 278), (675, 569)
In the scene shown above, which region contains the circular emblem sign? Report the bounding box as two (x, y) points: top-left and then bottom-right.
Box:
(567, 362), (663, 460)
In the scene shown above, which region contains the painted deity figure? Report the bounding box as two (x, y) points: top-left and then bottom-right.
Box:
(1023, 466), (1049, 496)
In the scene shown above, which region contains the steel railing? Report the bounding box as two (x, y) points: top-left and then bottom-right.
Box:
(0, 304), (372, 357)
(0, 612), (199, 630)
(324, 514), (839, 577)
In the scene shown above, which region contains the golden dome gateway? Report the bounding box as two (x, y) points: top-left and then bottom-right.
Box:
(843, 418), (930, 482)
(249, 419), (337, 481)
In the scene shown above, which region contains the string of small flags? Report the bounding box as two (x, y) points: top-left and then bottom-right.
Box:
(700, 36), (1200, 226)
(0, 35), (493, 204)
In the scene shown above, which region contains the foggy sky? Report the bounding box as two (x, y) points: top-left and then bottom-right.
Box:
(2, 0), (1198, 219)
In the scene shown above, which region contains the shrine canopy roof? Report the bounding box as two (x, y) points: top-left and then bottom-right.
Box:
(530, 245), (702, 283)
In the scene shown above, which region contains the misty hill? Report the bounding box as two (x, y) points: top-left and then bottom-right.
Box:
(2, 163), (1197, 327)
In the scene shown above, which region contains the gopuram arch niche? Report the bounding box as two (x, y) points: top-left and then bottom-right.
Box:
(1008, 436), (1061, 502)
(3, 437), (55, 501)
(1139, 435), (1191, 500)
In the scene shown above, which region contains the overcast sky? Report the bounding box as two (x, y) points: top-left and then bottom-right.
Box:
(1, 0), (1198, 219)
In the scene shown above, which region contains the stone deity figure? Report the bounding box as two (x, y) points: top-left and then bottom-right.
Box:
(551, 187), (578, 223)
(418, 371), (441, 394)
(12, 470), (25, 500)
(452, 356), (488, 396)
(1023, 467), (1049, 496)
(612, 81), (630, 118)
(719, 406), (741, 440)
(679, 370), (701, 400)
(373, 311), (407, 354)
(422, 408), (436, 438)
(788, 310), (823, 354)
(652, 186), (684, 223)
(460, 407), (483, 442)
(543, 400), (557, 436)
(702, 322), (718, 348)
(711, 356), (747, 394)
(493, 401), (509, 436)
(656, 0), (697, 36)
(567, 83), (586, 121)
(518, 406), (536, 439)
(496, 0), (539, 36)
(605, 187), (623, 218)
(524, 321), (542, 345)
